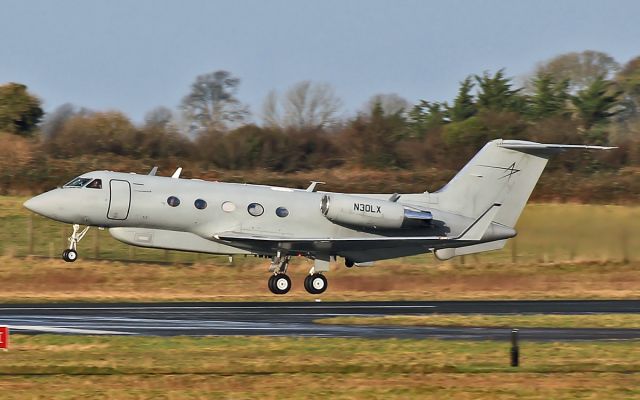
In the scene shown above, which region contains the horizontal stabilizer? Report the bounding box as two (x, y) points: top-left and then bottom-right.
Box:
(499, 140), (616, 155)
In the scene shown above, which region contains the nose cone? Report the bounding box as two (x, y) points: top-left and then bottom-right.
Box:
(23, 194), (50, 216)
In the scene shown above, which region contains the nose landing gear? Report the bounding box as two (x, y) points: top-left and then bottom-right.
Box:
(62, 224), (90, 263)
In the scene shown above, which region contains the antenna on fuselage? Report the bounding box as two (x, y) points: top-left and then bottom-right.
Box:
(148, 166), (158, 176)
(306, 181), (326, 192)
(171, 167), (182, 179)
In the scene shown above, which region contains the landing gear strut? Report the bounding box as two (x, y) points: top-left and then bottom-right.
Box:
(62, 224), (89, 263)
(268, 252), (291, 295)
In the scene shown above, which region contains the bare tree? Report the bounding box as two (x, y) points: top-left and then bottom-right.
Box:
(529, 50), (620, 93)
(363, 93), (410, 116)
(262, 81), (342, 130)
(41, 103), (93, 140)
(181, 70), (249, 134)
(262, 89), (281, 128)
(144, 106), (175, 129)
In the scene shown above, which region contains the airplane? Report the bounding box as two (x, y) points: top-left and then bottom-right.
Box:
(23, 139), (614, 295)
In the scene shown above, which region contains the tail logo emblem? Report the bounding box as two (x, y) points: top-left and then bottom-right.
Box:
(478, 162), (521, 180)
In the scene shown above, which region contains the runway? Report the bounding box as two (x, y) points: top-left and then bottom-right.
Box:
(1, 300), (639, 341)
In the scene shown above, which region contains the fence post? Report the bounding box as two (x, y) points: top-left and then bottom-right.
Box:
(93, 229), (100, 259)
(510, 328), (520, 367)
(621, 226), (629, 264)
(27, 214), (34, 255)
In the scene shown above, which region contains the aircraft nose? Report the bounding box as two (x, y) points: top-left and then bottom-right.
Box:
(23, 193), (52, 217)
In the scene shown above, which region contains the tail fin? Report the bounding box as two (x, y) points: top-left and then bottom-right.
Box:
(436, 139), (614, 228)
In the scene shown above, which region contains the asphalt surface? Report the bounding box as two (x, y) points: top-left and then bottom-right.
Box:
(1, 300), (639, 341)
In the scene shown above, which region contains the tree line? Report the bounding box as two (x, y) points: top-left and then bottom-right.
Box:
(1, 50), (640, 177)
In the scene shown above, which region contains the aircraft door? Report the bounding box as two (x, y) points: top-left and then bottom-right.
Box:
(108, 180), (131, 220)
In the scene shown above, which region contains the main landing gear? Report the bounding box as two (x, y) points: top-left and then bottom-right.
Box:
(304, 273), (327, 295)
(268, 253), (292, 294)
(267, 252), (329, 295)
(62, 224), (90, 263)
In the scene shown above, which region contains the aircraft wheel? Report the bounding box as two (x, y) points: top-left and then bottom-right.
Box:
(62, 249), (77, 263)
(269, 274), (291, 295)
(345, 258), (354, 268)
(268, 275), (277, 293)
(304, 274), (327, 295)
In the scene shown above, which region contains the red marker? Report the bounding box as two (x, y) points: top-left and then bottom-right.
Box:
(0, 327), (8, 350)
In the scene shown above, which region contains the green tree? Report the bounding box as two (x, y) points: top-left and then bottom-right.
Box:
(344, 102), (405, 167)
(475, 70), (525, 112)
(448, 76), (476, 121)
(0, 82), (44, 135)
(527, 74), (570, 119)
(406, 100), (447, 138)
(571, 76), (623, 130)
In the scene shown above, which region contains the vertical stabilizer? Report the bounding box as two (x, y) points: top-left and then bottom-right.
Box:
(436, 139), (614, 228)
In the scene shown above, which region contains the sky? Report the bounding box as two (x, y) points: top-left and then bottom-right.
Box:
(1, 0), (639, 123)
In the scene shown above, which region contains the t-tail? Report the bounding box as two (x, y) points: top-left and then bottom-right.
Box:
(433, 139), (614, 260)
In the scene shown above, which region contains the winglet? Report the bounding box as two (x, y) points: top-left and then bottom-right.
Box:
(456, 203), (502, 241)
(148, 166), (158, 176)
(171, 167), (182, 179)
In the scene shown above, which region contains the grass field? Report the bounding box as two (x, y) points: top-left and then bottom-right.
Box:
(1, 197), (639, 399)
(315, 314), (640, 329)
(0, 195), (639, 301)
(0, 335), (638, 399)
(0, 256), (638, 302)
(2, 196), (639, 265)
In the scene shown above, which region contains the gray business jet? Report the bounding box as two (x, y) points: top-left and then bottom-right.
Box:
(23, 139), (613, 295)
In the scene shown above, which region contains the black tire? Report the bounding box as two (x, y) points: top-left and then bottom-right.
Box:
(305, 274), (327, 295)
(65, 249), (78, 263)
(268, 275), (277, 294)
(345, 258), (354, 268)
(272, 274), (291, 295)
(62, 249), (69, 261)
(304, 275), (312, 293)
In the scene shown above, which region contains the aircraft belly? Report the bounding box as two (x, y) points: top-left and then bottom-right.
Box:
(109, 227), (250, 255)
(340, 246), (432, 263)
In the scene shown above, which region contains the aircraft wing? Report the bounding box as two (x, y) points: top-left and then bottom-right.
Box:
(213, 232), (452, 254)
(213, 203), (502, 255)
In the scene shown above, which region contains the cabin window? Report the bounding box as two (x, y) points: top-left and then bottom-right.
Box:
(247, 202), (264, 217)
(194, 199), (207, 210)
(221, 201), (236, 212)
(275, 207), (289, 218)
(167, 196), (180, 207)
(86, 179), (102, 189)
(63, 177), (92, 188)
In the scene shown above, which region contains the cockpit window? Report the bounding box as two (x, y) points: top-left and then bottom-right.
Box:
(86, 179), (102, 189)
(63, 177), (92, 188)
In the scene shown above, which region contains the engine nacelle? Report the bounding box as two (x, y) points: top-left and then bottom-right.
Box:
(320, 194), (431, 229)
